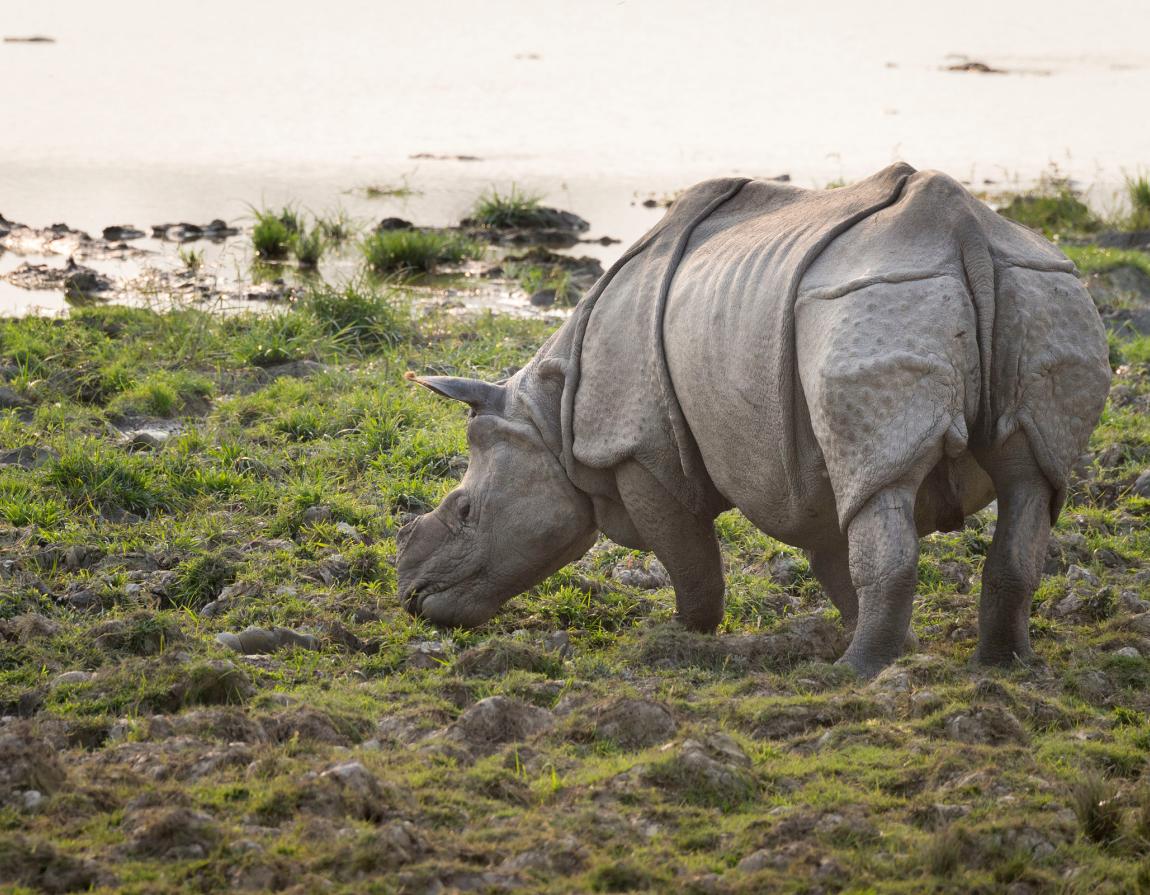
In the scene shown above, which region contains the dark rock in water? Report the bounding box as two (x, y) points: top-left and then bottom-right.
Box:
(102, 225), (145, 241)
(4, 258), (112, 296)
(945, 60), (1005, 74)
(377, 217), (414, 231)
(641, 198), (659, 208)
(505, 246), (605, 288)
(463, 206), (591, 248)
(584, 234), (622, 245)
(151, 220), (237, 242)
(409, 152), (482, 161)
(1094, 230), (1150, 251)
(529, 288), (556, 307)
(3, 36), (56, 43)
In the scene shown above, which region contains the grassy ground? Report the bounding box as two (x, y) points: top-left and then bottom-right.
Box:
(1, 240), (1150, 894)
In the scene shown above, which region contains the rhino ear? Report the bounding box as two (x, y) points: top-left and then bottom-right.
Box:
(405, 372), (506, 414)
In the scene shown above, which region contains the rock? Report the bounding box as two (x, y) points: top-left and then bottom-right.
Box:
(123, 430), (168, 452)
(1065, 564), (1100, 587)
(611, 556), (671, 590)
(1128, 612), (1150, 636)
(268, 708), (350, 745)
(101, 225), (145, 241)
(942, 705), (1027, 745)
(0, 386), (31, 409)
(261, 359), (327, 380)
(333, 521), (363, 542)
(1119, 591), (1150, 615)
(543, 630), (572, 658)
(317, 761), (392, 821)
(768, 552), (807, 585)
(910, 689), (943, 718)
(50, 671), (94, 688)
(1114, 646), (1141, 659)
(1, 613), (60, 643)
(406, 640), (450, 669)
(122, 807), (221, 859)
(152, 220), (238, 241)
(0, 446), (57, 469)
(946, 60), (1006, 74)
(1133, 470), (1150, 498)
(0, 730), (67, 803)
(529, 288), (556, 307)
(1085, 263), (1150, 310)
(736, 848), (780, 873)
(215, 626), (321, 655)
(455, 640), (554, 676)
(377, 217), (414, 231)
(594, 698), (676, 749)
(645, 732), (756, 807)
(445, 696), (553, 753)
(0, 836), (109, 894)
(1093, 231), (1150, 251)
(1074, 670), (1112, 704)
(300, 504), (333, 524)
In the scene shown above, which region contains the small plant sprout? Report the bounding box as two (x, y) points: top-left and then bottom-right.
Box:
(178, 247), (204, 273)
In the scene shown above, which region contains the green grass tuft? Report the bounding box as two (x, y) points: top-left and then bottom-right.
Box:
(1125, 171), (1150, 230)
(469, 186), (547, 229)
(360, 229), (482, 275)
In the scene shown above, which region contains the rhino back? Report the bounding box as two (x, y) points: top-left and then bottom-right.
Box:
(666, 169), (1107, 539)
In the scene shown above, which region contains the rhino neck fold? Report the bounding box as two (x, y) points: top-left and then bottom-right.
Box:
(552, 178), (752, 515)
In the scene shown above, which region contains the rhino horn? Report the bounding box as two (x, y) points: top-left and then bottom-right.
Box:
(405, 372), (506, 414)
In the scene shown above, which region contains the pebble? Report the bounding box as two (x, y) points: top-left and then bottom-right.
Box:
(1114, 646), (1141, 659)
(51, 670), (95, 687)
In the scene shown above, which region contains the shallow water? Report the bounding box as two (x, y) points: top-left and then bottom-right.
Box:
(1, 0), (1148, 313)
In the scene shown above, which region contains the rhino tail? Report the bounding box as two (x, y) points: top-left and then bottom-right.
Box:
(958, 222), (996, 445)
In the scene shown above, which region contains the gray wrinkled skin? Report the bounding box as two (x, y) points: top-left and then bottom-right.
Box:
(397, 165), (1111, 677)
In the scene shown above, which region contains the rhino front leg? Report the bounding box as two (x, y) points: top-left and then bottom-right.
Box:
(615, 461), (724, 632)
(838, 484), (920, 677)
(975, 431), (1053, 665)
(807, 541), (858, 630)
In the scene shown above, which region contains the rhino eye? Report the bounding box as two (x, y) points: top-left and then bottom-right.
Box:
(457, 496), (471, 521)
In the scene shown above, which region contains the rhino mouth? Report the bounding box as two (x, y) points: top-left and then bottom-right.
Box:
(399, 573), (482, 618)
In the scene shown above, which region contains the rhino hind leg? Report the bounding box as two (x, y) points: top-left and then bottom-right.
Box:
(974, 431), (1054, 665)
(837, 479), (925, 678)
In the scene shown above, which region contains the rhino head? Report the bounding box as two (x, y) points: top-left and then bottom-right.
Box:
(395, 369), (597, 627)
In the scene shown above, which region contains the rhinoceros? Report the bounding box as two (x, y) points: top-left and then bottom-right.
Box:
(396, 163), (1110, 676)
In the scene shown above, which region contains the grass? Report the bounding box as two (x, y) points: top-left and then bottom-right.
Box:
(359, 175), (420, 199)
(3, 193), (1150, 892)
(469, 185), (548, 229)
(251, 206), (329, 267)
(1062, 244), (1150, 278)
(512, 264), (575, 305)
(250, 207), (298, 260)
(1125, 172), (1150, 230)
(360, 229), (482, 275)
(998, 172), (1101, 236)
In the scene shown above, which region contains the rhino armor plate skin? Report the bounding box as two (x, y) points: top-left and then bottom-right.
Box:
(396, 164), (1111, 677)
